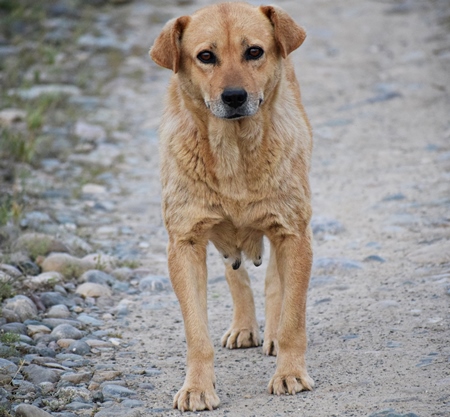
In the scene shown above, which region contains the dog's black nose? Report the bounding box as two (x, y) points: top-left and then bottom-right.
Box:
(221, 88), (248, 109)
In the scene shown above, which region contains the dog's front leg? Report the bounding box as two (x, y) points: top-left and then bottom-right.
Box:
(168, 237), (220, 411)
(268, 229), (315, 395)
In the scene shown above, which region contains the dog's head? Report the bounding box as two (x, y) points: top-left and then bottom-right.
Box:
(150, 3), (306, 120)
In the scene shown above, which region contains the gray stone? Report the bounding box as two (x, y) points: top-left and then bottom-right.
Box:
(67, 340), (91, 355)
(102, 384), (137, 399)
(23, 364), (61, 384)
(95, 408), (143, 417)
(65, 401), (93, 410)
(364, 255), (386, 263)
(43, 319), (83, 329)
(1, 322), (27, 334)
(0, 263), (22, 278)
(80, 269), (116, 286)
(311, 216), (345, 236)
(0, 358), (18, 375)
(15, 404), (54, 417)
(1, 308), (21, 323)
(76, 282), (112, 298)
(51, 324), (84, 340)
(77, 313), (103, 327)
(309, 275), (336, 288)
(61, 371), (92, 384)
(40, 292), (70, 308)
(15, 260), (41, 276)
(47, 304), (71, 319)
(138, 275), (170, 292)
(122, 399), (145, 408)
(9, 85), (81, 100)
(313, 258), (363, 272)
(4, 295), (38, 322)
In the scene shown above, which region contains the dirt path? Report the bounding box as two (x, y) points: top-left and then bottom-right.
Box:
(104, 0), (450, 416)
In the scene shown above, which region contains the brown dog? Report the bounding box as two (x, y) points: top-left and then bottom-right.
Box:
(150, 2), (314, 411)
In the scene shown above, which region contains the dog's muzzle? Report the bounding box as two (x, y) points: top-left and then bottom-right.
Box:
(206, 88), (262, 120)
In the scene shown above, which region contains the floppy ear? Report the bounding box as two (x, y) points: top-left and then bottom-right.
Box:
(260, 5), (306, 59)
(149, 16), (190, 73)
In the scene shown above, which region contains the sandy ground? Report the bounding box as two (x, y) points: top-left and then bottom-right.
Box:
(93, 0), (450, 416)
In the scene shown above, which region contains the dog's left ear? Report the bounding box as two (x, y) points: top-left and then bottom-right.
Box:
(260, 5), (306, 59)
(150, 16), (190, 73)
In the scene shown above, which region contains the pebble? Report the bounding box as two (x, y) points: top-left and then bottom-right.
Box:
(60, 371), (92, 384)
(40, 291), (70, 308)
(12, 233), (70, 257)
(77, 313), (104, 326)
(102, 384), (137, 399)
(51, 324), (84, 340)
(23, 364), (61, 384)
(27, 324), (51, 336)
(15, 260), (41, 276)
(9, 84), (81, 100)
(0, 108), (26, 126)
(39, 253), (96, 278)
(122, 399), (145, 408)
(1, 308), (21, 323)
(92, 370), (122, 383)
(82, 254), (117, 272)
(76, 282), (112, 298)
(67, 340), (91, 355)
(80, 269), (116, 286)
(0, 358), (18, 376)
(313, 257), (363, 272)
(15, 404), (54, 417)
(47, 304), (71, 319)
(95, 408), (143, 417)
(364, 255), (386, 263)
(138, 275), (170, 292)
(56, 386), (92, 402)
(3, 295), (38, 322)
(0, 263), (23, 278)
(1, 322), (27, 334)
(27, 272), (64, 288)
(43, 318), (83, 329)
(74, 120), (106, 141)
(311, 216), (345, 236)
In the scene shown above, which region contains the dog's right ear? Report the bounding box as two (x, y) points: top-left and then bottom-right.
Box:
(150, 16), (190, 73)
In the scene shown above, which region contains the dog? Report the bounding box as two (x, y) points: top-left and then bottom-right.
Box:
(150, 2), (314, 411)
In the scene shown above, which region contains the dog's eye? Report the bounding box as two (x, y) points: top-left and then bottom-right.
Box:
(197, 51), (217, 64)
(245, 47), (264, 60)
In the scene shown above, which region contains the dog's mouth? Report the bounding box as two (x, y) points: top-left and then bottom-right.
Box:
(206, 96), (263, 120)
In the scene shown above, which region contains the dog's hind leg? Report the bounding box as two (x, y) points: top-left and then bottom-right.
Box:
(221, 263), (260, 349)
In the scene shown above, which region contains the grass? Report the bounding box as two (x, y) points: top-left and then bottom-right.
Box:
(0, 332), (20, 358)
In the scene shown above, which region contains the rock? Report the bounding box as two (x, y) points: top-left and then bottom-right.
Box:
(0, 264), (22, 278)
(40, 292), (71, 308)
(102, 384), (137, 399)
(14, 260), (41, 276)
(61, 371), (92, 384)
(138, 275), (170, 292)
(82, 183), (107, 195)
(82, 254), (117, 272)
(27, 324), (51, 337)
(67, 340), (91, 355)
(79, 270), (116, 286)
(111, 267), (134, 281)
(57, 339), (75, 349)
(38, 253), (96, 278)
(0, 358), (18, 376)
(19, 211), (54, 230)
(313, 258), (363, 272)
(85, 339), (113, 349)
(51, 324), (84, 340)
(65, 402), (93, 411)
(47, 304), (71, 319)
(0, 108), (26, 126)
(27, 271), (64, 288)
(23, 364), (61, 384)
(74, 121), (106, 142)
(0, 322), (27, 334)
(76, 282), (112, 298)
(363, 255), (386, 263)
(94, 408), (143, 417)
(13, 233), (70, 257)
(407, 240), (450, 265)
(57, 386), (92, 402)
(122, 399), (145, 408)
(43, 318), (83, 329)
(1, 308), (20, 323)
(9, 84), (81, 100)
(77, 313), (104, 327)
(15, 404), (54, 417)
(3, 295), (38, 322)
(311, 216), (345, 236)
(92, 370), (122, 383)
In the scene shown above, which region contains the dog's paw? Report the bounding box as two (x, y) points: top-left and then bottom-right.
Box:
(268, 371), (314, 395)
(174, 386), (220, 412)
(221, 326), (260, 349)
(262, 337), (278, 356)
